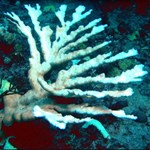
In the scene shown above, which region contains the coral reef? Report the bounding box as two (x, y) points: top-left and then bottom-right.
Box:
(0, 3), (148, 140)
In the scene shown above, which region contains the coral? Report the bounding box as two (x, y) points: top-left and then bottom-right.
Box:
(0, 4), (147, 138)
(43, 4), (56, 13)
(118, 58), (137, 71)
(0, 80), (11, 95)
(107, 66), (121, 77)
